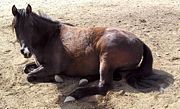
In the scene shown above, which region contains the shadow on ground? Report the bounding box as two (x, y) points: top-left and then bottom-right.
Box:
(56, 69), (174, 109)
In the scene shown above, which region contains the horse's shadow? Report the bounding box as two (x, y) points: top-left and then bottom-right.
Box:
(56, 69), (174, 109)
(112, 69), (174, 94)
(55, 77), (101, 109)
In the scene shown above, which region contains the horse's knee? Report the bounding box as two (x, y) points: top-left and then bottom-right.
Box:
(23, 63), (38, 74)
(27, 74), (37, 83)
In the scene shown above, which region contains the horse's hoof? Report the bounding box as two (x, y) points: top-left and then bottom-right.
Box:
(79, 78), (88, 86)
(54, 75), (64, 83)
(27, 75), (36, 83)
(64, 96), (76, 103)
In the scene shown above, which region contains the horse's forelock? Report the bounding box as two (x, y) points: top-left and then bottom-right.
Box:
(11, 9), (26, 33)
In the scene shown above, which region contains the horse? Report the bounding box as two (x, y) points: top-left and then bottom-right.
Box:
(11, 4), (169, 103)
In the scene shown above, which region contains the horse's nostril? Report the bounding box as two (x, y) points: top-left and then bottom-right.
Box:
(20, 49), (24, 54)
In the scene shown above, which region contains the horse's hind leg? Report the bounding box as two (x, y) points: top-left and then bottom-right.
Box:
(23, 62), (38, 74)
(79, 71), (122, 87)
(64, 56), (113, 102)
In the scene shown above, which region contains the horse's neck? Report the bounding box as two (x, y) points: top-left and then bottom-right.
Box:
(35, 23), (57, 38)
(32, 16), (59, 47)
(33, 36), (70, 72)
(32, 23), (71, 71)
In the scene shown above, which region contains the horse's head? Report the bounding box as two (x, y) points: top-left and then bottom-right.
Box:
(12, 4), (33, 58)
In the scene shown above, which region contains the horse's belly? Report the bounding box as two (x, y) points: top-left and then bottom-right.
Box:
(65, 54), (99, 76)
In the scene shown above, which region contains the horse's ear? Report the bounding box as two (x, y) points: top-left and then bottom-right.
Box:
(12, 5), (17, 16)
(26, 4), (32, 14)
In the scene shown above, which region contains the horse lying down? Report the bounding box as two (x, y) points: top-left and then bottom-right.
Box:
(12, 4), (172, 103)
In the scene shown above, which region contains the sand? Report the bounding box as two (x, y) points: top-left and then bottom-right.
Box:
(0, 0), (180, 108)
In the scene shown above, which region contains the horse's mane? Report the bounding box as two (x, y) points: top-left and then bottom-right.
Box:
(11, 9), (59, 32)
(37, 10), (52, 20)
(34, 11), (75, 26)
(12, 9), (74, 32)
(31, 11), (60, 26)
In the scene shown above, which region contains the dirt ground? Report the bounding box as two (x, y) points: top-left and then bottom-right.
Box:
(0, 0), (180, 109)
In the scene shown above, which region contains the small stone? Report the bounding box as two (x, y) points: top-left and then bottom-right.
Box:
(165, 53), (170, 55)
(171, 57), (180, 61)
(139, 19), (147, 23)
(156, 53), (161, 57)
(164, 104), (168, 108)
(3, 50), (11, 54)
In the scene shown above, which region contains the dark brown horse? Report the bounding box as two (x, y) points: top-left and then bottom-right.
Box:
(12, 5), (170, 102)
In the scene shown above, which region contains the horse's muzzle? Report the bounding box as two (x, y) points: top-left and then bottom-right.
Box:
(20, 46), (32, 58)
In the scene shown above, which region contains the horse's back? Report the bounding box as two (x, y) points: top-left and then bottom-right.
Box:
(60, 25), (144, 75)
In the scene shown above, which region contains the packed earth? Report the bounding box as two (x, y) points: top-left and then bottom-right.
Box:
(0, 0), (180, 109)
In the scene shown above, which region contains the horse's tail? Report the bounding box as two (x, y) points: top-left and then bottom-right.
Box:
(126, 43), (172, 91)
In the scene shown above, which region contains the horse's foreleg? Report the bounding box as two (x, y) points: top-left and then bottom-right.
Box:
(27, 74), (63, 83)
(27, 66), (63, 83)
(64, 58), (113, 102)
(23, 62), (38, 74)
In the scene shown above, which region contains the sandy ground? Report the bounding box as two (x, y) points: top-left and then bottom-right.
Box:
(0, 0), (180, 108)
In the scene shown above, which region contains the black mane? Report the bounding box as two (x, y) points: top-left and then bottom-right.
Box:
(15, 8), (59, 25)
(12, 9), (74, 32)
(30, 11), (60, 25)
(12, 9), (60, 32)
